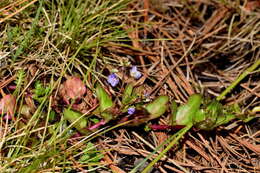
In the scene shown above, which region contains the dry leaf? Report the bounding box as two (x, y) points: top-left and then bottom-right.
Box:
(60, 76), (87, 104)
(0, 94), (16, 116)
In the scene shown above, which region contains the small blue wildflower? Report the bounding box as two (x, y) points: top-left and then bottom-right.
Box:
(127, 107), (135, 115)
(107, 73), (119, 87)
(130, 66), (142, 79)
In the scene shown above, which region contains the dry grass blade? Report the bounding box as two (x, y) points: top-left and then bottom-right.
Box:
(0, 0), (38, 24)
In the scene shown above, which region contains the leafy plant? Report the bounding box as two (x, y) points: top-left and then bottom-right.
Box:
(32, 81), (51, 103)
(14, 70), (26, 96)
(138, 59), (260, 173)
(79, 142), (104, 163)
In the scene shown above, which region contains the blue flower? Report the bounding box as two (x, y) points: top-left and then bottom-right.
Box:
(127, 107), (135, 115)
(130, 66), (142, 79)
(107, 73), (119, 87)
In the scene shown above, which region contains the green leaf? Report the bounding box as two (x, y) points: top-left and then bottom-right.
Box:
(193, 109), (206, 124)
(122, 83), (137, 105)
(89, 118), (100, 124)
(80, 154), (90, 162)
(63, 108), (88, 134)
(122, 83), (133, 101)
(145, 95), (169, 119)
(49, 110), (56, 122)
(90, 153), (104, 162)
(214, 113), (235, 127)
(14, 69), (26, 96)
(174, 94), (202, 125)
(194, 100), (223, 130)
(95, 83), (113, 112)
(80, 142), (104, 162)
(32, 81), (51, 103)
(101, 112), (113, 121)
(34, 81), (46, 96)
(170, 101), (178, 125)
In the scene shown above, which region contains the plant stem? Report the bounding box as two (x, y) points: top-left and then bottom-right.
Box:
(130, 130), (183, 173)
(141, 123), (193, 173)
(217, 59), (260, 101)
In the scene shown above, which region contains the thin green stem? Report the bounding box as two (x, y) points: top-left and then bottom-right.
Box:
(130, 131), (180, 173)
(217, 59), (260, 101)
(141, 123), (193, 173)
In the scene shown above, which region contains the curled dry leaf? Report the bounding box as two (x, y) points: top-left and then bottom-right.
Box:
(60, 76), (87, 104)
(0, 94), (16, 116)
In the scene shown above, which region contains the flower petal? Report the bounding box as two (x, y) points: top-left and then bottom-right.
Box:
(127, 107), (135, 115)
(130, 66), (142, 79)
(107, 73), (119, 87)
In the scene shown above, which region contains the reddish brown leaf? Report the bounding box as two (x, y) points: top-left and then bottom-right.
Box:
(0, 94), (16, 116)
(60, 76), (87, 104)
